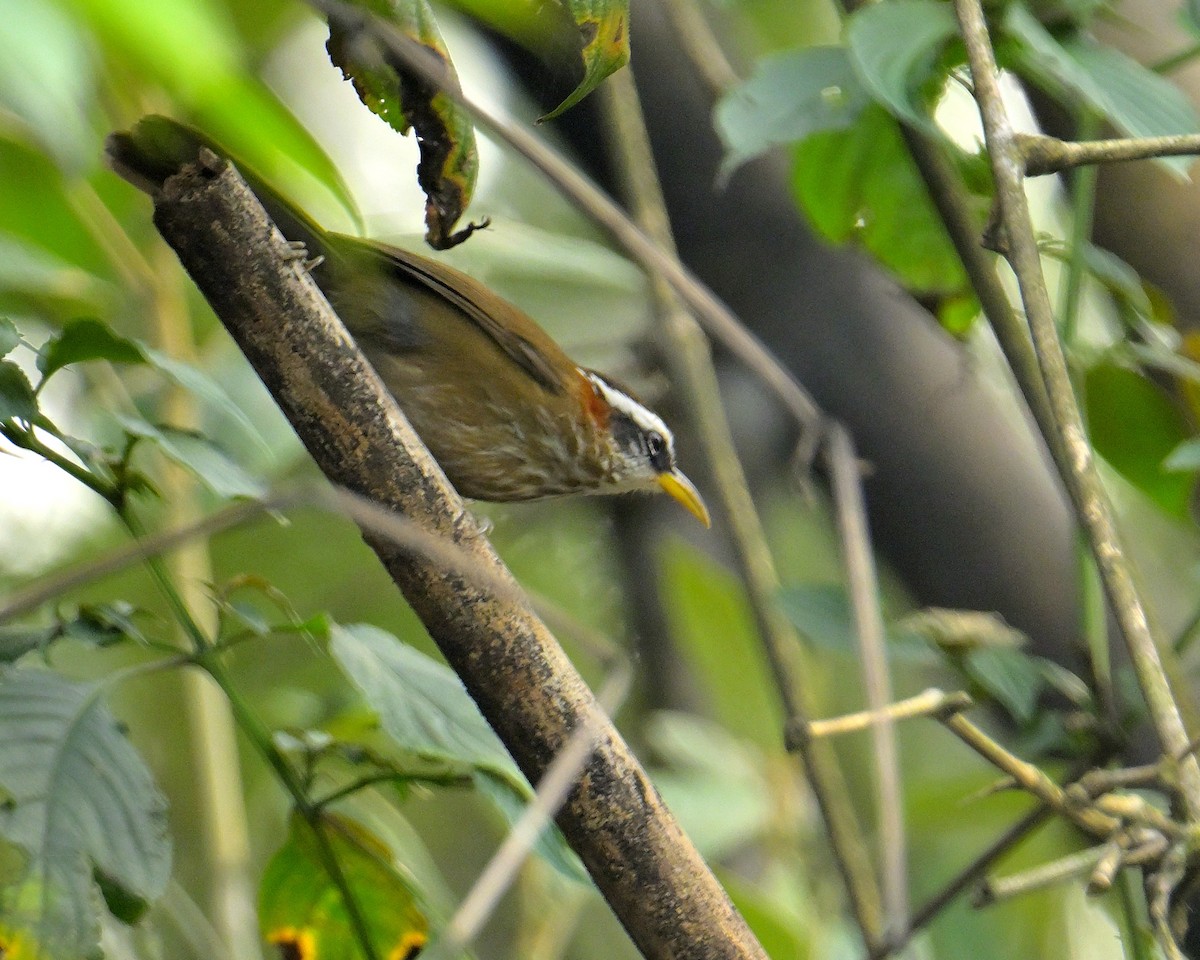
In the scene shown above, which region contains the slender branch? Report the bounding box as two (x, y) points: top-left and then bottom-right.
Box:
(1019, 132), (1200, 176)
(975, 844), (1111, 905)
(938, 708), (1119, 836)
(807, 688), (971, 739)
(308, 0), (822, 436)
(430, 668), (630, 959)
(657, 0), (738, 96)
(952, 0), (1200, 819)
(825, 423), (908, 937)
(599, 64), (886, 947)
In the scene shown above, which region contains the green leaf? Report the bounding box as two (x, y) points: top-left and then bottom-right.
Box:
(64, 603), (146, 647)
(1066, 41), (1200, 177)
(542, 0), (630, 120)
(1041, 240), (1155, 328)
(119, 416), (265, 500)
(0, 140), (111, 280)
(0, 605), (144, 665)
(1004, 12), (1200, 176)
(660, 543), (781, 750)
(845, 0), (959, 131)
(63, 0), (356, 221)
(1001, 6), (1104, 108)
(0, 627), (55, 664)
(0, 361), (37, 422)
(0, 319), (19, 358)
(792, 104), (974, 295)
(327, 624), (587, 878)
(0, 236), (109, 312)
(1165, 436), (1200, 471)
(778, 584), (933, 660)
(777, 583), (857, 650)
(140, 347), (268, 457)
(259, 811), (427, 960)
(38, 317), (146, 384)
(326, 0), (482, 249)
(329, 623), (517, 779)
(715, 47), (871, 178)
(0, 669), (170, 959)
(1085, 362), (1194, 519)
(963, 647), (1044, 724)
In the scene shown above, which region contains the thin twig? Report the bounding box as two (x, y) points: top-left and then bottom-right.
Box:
(308, 0), (822, 437)
(808, 688), (971, 739)
(1019, 132), (1200, 176)
(656, 0), (739, 96)
(953, 0), (1200, 819)
(938, 709), (1119, 836)
(825, 423), (908, 937)
(428, 667), (631, 959)
(975, 843), (1111, 905)
(598, 64), (885, 946)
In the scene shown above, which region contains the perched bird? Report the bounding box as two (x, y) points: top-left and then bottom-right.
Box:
(106, 117), (709, 526)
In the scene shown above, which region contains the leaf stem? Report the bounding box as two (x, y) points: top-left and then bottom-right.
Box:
(201, 655), (382, 960)
(0, 423), (119, 507)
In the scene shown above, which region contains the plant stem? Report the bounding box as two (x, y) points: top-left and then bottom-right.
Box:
(599, 66), (886, 948)
(202, 656), (381, 960)
(1, 423), (119, 507)
(953, 0), (1200, 820)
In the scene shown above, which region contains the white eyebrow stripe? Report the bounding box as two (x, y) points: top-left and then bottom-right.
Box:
(582, 370), (672, 445)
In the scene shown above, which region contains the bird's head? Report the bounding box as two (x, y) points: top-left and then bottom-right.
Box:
(580, 370), (710, 527)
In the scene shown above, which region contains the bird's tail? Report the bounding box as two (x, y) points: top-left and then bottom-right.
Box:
(105, 115), (332, 260)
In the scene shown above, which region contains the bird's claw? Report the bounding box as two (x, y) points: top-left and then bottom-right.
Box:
(281, 240), (324, 273)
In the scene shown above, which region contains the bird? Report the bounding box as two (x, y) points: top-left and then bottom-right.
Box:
(106, 116), (709, 526)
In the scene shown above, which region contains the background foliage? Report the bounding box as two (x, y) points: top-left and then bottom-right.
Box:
(2, 0), (1200, 956)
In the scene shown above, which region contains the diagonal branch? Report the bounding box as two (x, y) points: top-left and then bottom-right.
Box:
(121, 148), (769, 960)
(952, 0), (1200, 819)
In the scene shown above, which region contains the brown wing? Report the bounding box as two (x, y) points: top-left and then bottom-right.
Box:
(345, 236), (576, 398)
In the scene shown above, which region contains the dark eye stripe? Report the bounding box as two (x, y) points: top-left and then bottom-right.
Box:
(646, 431), (671, 471)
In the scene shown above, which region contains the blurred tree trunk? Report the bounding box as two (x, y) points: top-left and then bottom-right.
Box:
(504, 0), (1083, 665)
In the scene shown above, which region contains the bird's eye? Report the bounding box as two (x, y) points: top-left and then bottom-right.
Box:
(646, 432), (664, 457)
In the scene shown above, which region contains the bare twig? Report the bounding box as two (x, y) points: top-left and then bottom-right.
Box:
(975, 843), (1111, 905)
(430, 667), (631, 958)
(597, 67), (885, 945)
(808, 688), (971, 739)
(308, 0), (823, 437)
(953, 0), (1200, 818)
(937, 708), (1119, 836)
(1018, 132), (1200, 176)
(825, 423), (908, 937)
(656, 0), (739, 96)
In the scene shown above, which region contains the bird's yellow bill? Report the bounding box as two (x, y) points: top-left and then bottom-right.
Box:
(658, 469), (711, 527)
